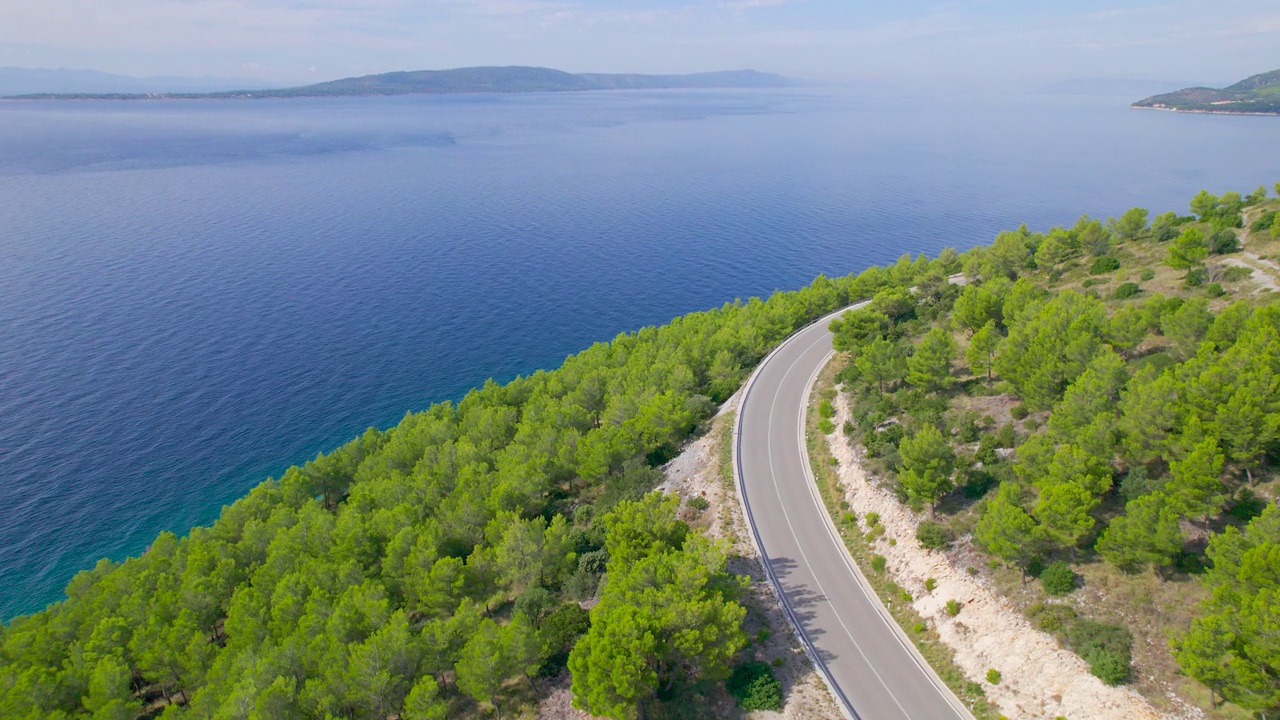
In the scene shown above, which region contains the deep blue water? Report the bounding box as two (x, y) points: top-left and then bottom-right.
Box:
(0, 89), (1275, 620)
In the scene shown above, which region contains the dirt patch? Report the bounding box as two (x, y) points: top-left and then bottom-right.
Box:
(825, 391), (1181, 720)
(1221, 254), (1280, 294)
(951, 392), (1019, 428)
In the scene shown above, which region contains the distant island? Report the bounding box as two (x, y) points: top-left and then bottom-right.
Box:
(4, 66), (795, 100)
(1132, 69), (1280, 115)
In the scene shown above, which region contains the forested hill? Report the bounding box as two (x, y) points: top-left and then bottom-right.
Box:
(829, 181), (1280, 716)
(1133, 69), (1280, 114)
(5, 67), (795, 100)
(6, 182), (1280, 719)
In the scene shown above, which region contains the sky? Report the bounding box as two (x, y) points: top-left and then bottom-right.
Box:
(1, 0), (1276, 87)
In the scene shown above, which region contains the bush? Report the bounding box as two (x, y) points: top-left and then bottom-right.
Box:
(819, 399), (836, 418)
(916, 520), (952, 550)
(1090, 255), (1121, 274)
(1039, 561), (1077, 596)
(1210, 230), (1241, 255)
(1204, 282), (1225, 298)
(818, 418), (836, 435)
(925, 577), (937, 593)
(986, 668), (1002, 685)
(995, 422), (1017, 448)
(945, 599), (962, 617)
(727, 661), (783, 711)
(1251, 210), (1277, 232)
(1111, 282), (1141, 300)
(1028, 602), (1077, 633)
(1184, 267), (1206, 287)
(687, 495), (710, 512)
(1221, 265), (1253, 282)
(538, 603), (591, 674)
(1086, 648), (1132, 685)
(1010, 404), (1030, 420)
(1067, 620), (1132, 685)
(865, 511), (881, 527)
(871, 555), (887, 573)
(1139, 268), (1156, 281)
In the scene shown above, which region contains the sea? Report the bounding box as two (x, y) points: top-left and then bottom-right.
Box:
(0, 88), (1275, 620)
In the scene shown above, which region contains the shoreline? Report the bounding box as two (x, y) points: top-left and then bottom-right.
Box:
(1130, 104), (1280, 117)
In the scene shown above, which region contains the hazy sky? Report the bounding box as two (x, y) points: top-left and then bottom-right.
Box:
(2, 0), (1276, 86)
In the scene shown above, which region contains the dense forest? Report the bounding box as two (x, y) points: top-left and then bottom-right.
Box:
(831, 182), (1280, 715)
(0, 259), (954, 719)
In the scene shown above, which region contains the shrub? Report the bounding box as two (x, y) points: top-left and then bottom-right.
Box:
(756, 628), (771, 644)
(1010, 404), (1030, 420)
(986, 668), (1002, 685)
(842, 511), (858, 525)
(770, 657), (784, 668)
(1028, 602), (1078, 633)
(818, 418), (836, 435)
(1221, 265), (1253, 282)
(871, 555), (887, 573)
(916, 520), (952, 550)
(912, 622), (927, 634)
(1067, 620), (1132, 685)
(1184, 267), (1206, 287)
(1250, 210), (1277, 232)
(842, 420), (855, 435)
(687, 495), (710, 512)
(1086, 648), (1132, 685)
(925, 577), (937, 593)
(995, 422), (1017, 448)
(538, 603), (591, 674)
(1205, 282), (1225, 297)
(727, 661), (783, 711)
(819, 399), (836, 418)
(1039, 561), (1077, 596)
(945, 599), (962, 617)
(865, 511), (881, 527)
(1139, 268), (1156, 281)
(1112, 282), (1141, 300)
(1090, 255), (1121, 274)
(1210, 230), (1241, 255)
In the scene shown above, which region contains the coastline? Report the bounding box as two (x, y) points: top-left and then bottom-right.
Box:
(1130, 104), (1280, 117)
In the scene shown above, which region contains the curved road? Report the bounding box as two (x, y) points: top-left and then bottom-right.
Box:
(734, 304), (973, 720)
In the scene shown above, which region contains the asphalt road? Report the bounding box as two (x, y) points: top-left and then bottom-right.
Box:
(734, 304), (973, 720)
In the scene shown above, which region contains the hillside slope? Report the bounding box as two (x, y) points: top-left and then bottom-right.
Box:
(1133, 69), (1280, 114)
(5, 66), (796, 100)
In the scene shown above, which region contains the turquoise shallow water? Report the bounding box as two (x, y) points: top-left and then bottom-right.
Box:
(0, 88), (1274, 620)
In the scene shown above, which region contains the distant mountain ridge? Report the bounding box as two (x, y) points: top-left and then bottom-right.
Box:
(0, 67), (275, 96)
(5, 66), (795, 100)
(1132, 69), (1280, 115)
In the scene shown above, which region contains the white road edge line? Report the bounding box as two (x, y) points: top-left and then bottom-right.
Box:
(794, 348), (977, 720)
(732, 298), (976, 720)
(733, 304), (866, 720)
(765, 334), (913, 720)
